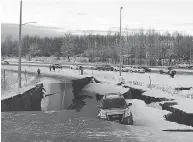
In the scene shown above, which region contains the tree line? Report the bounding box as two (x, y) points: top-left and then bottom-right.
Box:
(1, 29), (193, 66)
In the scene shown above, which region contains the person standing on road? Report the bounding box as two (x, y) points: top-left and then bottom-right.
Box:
(49, 65), (52, 72)
(79, 66), (81, 74)
(37, 68), (41, 77)
(53, 65), (55, 72)
(170, 70), (175, 78)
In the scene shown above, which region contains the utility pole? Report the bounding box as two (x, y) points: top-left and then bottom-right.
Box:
(119, 7), (123, 76)
(190, 39), (193, 63)
(190, 44), (192, 64)
(18, 0), (22, 88)
(135, 45), (138, 65)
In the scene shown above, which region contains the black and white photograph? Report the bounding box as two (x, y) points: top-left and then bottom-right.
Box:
(1, 0), (193, 141)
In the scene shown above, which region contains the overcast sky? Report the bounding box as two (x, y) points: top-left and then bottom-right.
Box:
(1, 0), (193, 34)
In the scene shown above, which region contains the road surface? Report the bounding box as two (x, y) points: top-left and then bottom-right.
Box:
(3, 62), (193, 75)
(2, 79), (193, 142)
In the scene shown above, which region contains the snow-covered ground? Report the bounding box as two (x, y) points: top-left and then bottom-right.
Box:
(83, 82), (129, 95)
(90, 70), (193, 99)
(1, 71), (39, 100)
(172, 98), (193, 114)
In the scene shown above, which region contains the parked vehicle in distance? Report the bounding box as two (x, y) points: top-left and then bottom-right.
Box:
(188, 64), (193, 69)
(123, 66), (132, 72)
(130, 66), (145, 73)
(90, 66), (97, 70)
(52, 63), (62, 69)
(70, 65), (80, 70)
(140, 66), (151, 72)
(159, 66), (176, 74)
(96, 65), (114, 71)
(1, 60), (9, 65)
(97, 93), (133, 125)
(113, 66), (120, 71)
(177, 63), (189, 68)
(113, 66), (128, 72)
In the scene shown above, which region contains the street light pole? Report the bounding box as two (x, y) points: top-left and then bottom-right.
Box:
(119, 7), (123, 76)
(190, 42), (192, 63)
(18, 0), (22, 88)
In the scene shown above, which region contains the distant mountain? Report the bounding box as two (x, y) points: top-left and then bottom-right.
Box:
(1, 23), (120, 41)
(1, 23), (66, 41)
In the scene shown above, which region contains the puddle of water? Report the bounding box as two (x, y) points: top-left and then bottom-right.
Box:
(41, 80), (73, 111)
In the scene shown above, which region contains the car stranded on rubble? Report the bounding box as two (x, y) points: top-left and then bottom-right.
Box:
(96, 93), (133, 125)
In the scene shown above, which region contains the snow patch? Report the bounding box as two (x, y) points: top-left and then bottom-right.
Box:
(173, 98), (193, 114)
(83, 82), (129, 95)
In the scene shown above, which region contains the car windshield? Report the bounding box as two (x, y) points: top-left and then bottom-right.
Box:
(102, 98), (126, 109)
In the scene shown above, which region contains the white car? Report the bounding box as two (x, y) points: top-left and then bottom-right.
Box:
(130, 66), (145, 73)
(177, 63), (189, 68)
(124, 66), (132, 72)
(160, 67), (176, 74)
(1, 60), (9, 65)
(70, 65), (79, 70)
(189, 64), (193, 68)
(114, 66), (131, 72)
(113, 66), (120, 71)
(97, 93), (133, 125)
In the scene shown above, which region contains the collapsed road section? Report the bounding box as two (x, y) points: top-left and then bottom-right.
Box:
(1, 76), (97, 111)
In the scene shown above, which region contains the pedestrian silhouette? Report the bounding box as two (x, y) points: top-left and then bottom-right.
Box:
(52, 65), (55, 71)
(49, 65), (52, 71)
(170, 70), (175, 78)
(37, 68), (41, 77)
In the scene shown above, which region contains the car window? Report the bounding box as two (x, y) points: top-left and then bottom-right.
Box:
(102, 98), (126, 109)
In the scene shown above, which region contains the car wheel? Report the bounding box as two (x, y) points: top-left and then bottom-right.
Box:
(129, 113), (134, 125)
(122, 113), (133, 125)
(134, 70), (137, 73)
(160, 70), (163, 74)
